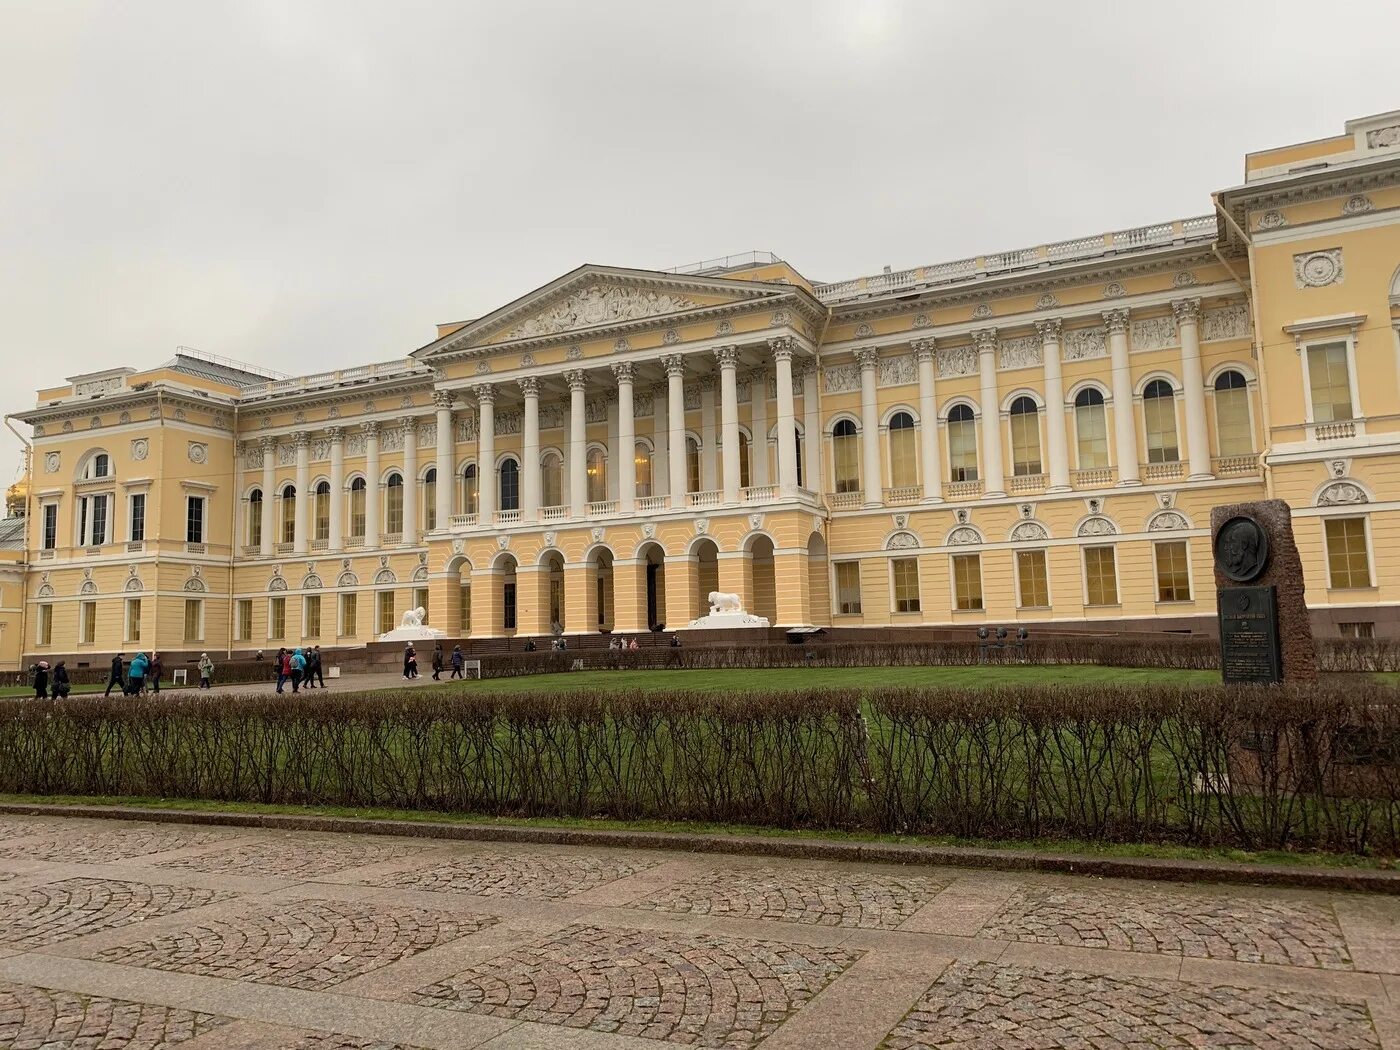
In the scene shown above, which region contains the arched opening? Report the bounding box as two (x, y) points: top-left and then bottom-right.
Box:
(497, 553), (518, 632)
(832, 419), (859, 492)
(794, 425), (805, 488)
(462, 464), (479, 515)
(247, 488), (263, 547)
(807, 530), (829, 624)
(313, 481), (331, 542)
(541, 452), (564, 508)
(280, 483), (296, 543)
(1143, 379), (1179, 463)
(1213, 370), (1252, 455)
(634, 442), (653, 499)
(694, 539), (720, 620)
(947, 404), (978, 481)
(888, 411), (917, 488)
(737, 431), (752, 488)
(349, 478), (367, 539)
(638, 542), (666, 629)
(79, 450), (113, 481)
(586, 447), (608, 503)
(590, 547), (615, 630)
(499, 457), (520, 512)
(1009, 396), (1042, 476)
(1074, 388), (1108, 468)
(384, 472), (404, 534)
(422, 468), (437, 531)
(747, 533), (777, 624)
(544, 551), (565, 631)
(685, 437), (701, 493)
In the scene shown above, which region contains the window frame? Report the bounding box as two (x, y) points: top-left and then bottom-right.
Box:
(185, 494), (205, 544)
(831, 418), (861, 493)
(890, 556), (921, 614)
(1007, 395), (1043, 477)
(36, 603), (53, 646)
(384, 472), (404, 534)
(1140, 378), (1181, 465)
(235, 598), (252, 642)
(1153, 539), (1193, 604)
(268, 595), (286, 640)
(1301, 333), (1362, 426)
(303, 594), (322, 639)
(886, 411), (918, 489)
(946, 403), (979, 483)
(1209, 369), (1255, 457)
(246, 488), (263, 547)
(79, 600), (97, 645)
(183, 598), (204, 643)
(125, 597), (142, 642)
(1072, 387), (1110, 470)
(833, 561), (862, 615)
(1014, 548), (1051, 610)
(1323, 515), (1374, 590)
(340, 592), (358, 637)
(128, 492), (146, 543)
(280, 483), (296, 543)
(1082, 544), (1120, 607)
(950, 552), (984, 611)
(40, 502), (58, 550)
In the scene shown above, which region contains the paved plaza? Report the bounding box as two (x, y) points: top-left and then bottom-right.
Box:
(0, 815), (1398, 1048)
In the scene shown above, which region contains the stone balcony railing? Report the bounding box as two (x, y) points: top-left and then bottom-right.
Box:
(883, 485), (922, 505)
(586, 500), (617, 517)
(1312, 420), (1358, 441)
(946, 479), (984, 500)
(1071, 467), (1115, 487)
(1009, 473), (1047, 494)
(687, 490), (721, 509)
(826, 491), (862, 511)
(1142, 461), (1185, 482)
(637, 495), (669, 512)
(1212, 453), (1262, 477)
(742, 485), (777, 504)
(540, 505), (568, 522)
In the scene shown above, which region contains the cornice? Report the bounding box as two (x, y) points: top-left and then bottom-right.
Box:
(234, 370), (439, 415)
(12, 385), (235, 428)
(1217, 156), (1400, 242)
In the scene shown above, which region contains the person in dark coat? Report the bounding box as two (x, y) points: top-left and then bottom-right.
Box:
(149, 652), (163, 694)
(309, 645), (325, 688)
(32, 662), (48, 699)
(450, 645), (465, 679)
(275, 647), (289, 694)
(431, 643), (444, 681)
(104, 653), (125, 696)
(50, 661), (70, 699)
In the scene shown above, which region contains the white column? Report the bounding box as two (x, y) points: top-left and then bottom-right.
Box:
(749, 367), (769, 487)
(1104, 309), (1140, 485)
(605, 395), (619, 502)
(914, 340), (942, 502)
(519, 377), (540, 521)
(974, 328), (1006, 497)
(1038, 319), (1071, 492)
(716, 346), (741, 504)
(433, 391), (453, 530)
(664, 356), (687, 508)
(362, 421), (380, 545)
(292, 431), (310, 554)
(475, 385), (496, 522)
(566, 370), (587, 517)
(259, 436), (275, 557)
(857, 347), (882, 506)
(1175, 298), (1213, 480)
(802, 361), (820, 493)
(700, 376), (718, 492)
(613, 362), (635, 513)
(400, 416), (418, 543)
(771, 338), (798, 495)
(651, 382), (669, 500)
(327, 427), (344, 551)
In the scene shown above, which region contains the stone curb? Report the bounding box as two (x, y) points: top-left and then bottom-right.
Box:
(2, 801), (1397, 894)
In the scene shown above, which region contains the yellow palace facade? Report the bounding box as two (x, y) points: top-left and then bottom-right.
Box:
(6, 109), (1400, 668)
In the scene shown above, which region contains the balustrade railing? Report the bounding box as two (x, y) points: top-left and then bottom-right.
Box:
(448, 514), (477, 528)
(311, 538), (329, 550)
(825, 491), (862, 510)
(637, 495), (669, 512)
(379, 532), (403, 546)
(1009, 473), (1047, 494)
(1313, 421), (1358, 441)
(540, 505), (567, 522)
(184, 542), (206, 554)
(494, 511), (520, 526)
(742, 484), (777, 504)
(587, 500), (617, 517)
(344, 535), (365, 547)
(1212, 454), (1261, 477)
(1072, 467), (1116, 488)
(687, 490), (721, 509)
(946, 479), (984, 500)
(882, 485), (923, 505)
(275, 541), (294, 554)
(126, 541), (145, 553)
(1142, 461), (1185, 482)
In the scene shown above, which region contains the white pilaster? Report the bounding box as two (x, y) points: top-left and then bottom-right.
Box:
(292, 431), (310, 555)
(716, 346), (741, 505)
(700, 375), (718, 492)
(327, 426), (344, 552)
(566, 370), (587, 517)
(914, 340), (942, 502)
(771, 338), (798, 495)
(974, 329), (1006, 497)
(857, 347), (882, 506)
(433, 391), (453, 530)
(519, 377), (540, 521)
(475, 385), (496, 523)
(362, 421), (380, 544)
(1175, 298), (1213, 480)
(613, 362), (635, 512)
(651, 382), (669, 499)
(259, 436), (275, 557)
(1104, 309), (1140, 485)
(1038, 319), (1071, 492)
(664, 356), (687, 507)
(749, 367), (769, 487)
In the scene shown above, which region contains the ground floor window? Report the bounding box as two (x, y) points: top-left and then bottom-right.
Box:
(79, 600), (96, 644)
(268, 596), (286, 640)
(891, 557), (920, 613)
(235, 599), (252, 641)
(304, 595), (321, 639)
(183, 599), (203, 642)
(834, 562), (862, 615)
(1016, 549), (1049, 608)
(36, 604), (52, 646)
(413, 587), (429, 623)
(125, 598), (142, 642)
(378, 592), (396, 636)
(1339, 622), (1375, 639)
(340, 593), (358, 637)
(1084, 546), (1119, 607)
(1154, 541), (1191, 602)
(952, 553), (983, 611)
(1324, 517), (1371, 589)
(459, 586), (471, 634)
(504, 582), (517, 631)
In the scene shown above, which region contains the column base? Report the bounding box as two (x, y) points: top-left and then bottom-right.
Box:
(1188, 473), (1216, 482)
(862, 501), (883, 509)
(1116, 479), (1143, 488)
(919, 496), (945, 504)
(985, 490), (1007, 499)
(1047, 485), (1072, 493)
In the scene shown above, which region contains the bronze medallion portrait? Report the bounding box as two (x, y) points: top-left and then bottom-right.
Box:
(1215, 515), (1270, 583)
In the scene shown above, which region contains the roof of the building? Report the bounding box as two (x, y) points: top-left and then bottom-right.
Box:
(161, 347), (287, 389)
(0, 515), (25, 551)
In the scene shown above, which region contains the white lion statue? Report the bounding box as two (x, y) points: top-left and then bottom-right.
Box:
(708, 591), (742, 615)
(399, 606), (427, 629)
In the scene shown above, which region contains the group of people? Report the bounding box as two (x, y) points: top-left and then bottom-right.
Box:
(29, 659), (69, 698)
(274, 646), (324, 693)
(608, 636), (643, 652)
(421, 642), (469, 680)
(28, 649), (217, 700)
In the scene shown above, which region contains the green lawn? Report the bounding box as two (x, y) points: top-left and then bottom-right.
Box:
(0, 682), (198, 699)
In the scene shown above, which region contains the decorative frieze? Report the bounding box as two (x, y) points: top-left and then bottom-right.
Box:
(1062, 326), (1107, 361)
(997, 335), (1042, 371)
(1202, 304), (1250, 342)
(936, 345), (978, 378)
(494, 410), (522, 437)
(379, 427), (405, 452)
(878, 354), (917, 387)
(276, 443), (296, 466)
(1130, 315), (1177, 352)
(823, 364), (861, 394)
(504, 285), (696, 339)
(74, 375), (123, 396)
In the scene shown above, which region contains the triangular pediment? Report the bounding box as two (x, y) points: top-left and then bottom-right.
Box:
(413, 264), (792, 358)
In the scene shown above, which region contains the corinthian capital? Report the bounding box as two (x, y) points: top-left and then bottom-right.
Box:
(972, 328), (998, 353)
(610, 361), (635, 384)
(912, 338), (937, 362)
(1171, 298), (1201, 324)
(326, 426), (345, 443)
(1102, 309), (1130, 335)
(713, 345), (739, 369)
(474, 383), (496, 406)
(360, 420), (380, 437)
(432, 390), (455, 409)
(293, 430), (311, 449)
(564, 369), (587, 391)
(767, 335), (796, 361)
(517, 376), (540, 398)
(660, 354), (685, 379)
(259, 435), (277, 453)
(1035, 318), (1062, 342)
(855, 347), (880, 370)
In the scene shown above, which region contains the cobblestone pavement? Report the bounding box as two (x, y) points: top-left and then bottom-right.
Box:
(0, 814), (1397, 1049)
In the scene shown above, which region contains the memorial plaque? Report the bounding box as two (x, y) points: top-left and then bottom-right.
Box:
(1218, 585), (1283, 685)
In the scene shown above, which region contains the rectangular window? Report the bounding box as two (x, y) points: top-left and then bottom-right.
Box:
(834, 562), (862, 615)
(413, 587), (429, 623)
(37, 604), (52, 645)
(1325, 517), (1371, 589)
(503, 582), (517, 630)
(459, 585), (471, 634)
(340, 593), (358, 637)
(1154, 540), (1192, 602)
(1307, 342), (1354, 422)
(183, 598), (202, 642)
(268, 596), (286, 639)
(314, 486), (330, 542)
(1084, 546), (1119, 606)
(235, 599), (252, 641)
(186, 496), (205, 543)
(952, 553), (983, 611)
(129, 493), (146, 542)
(1016, 549), (1050, 608)
(378, 591), (396, 636)
(1339, 622), (1375, 639)
(891, 557), (921, 613)
(304, 595), (321, 639)
(125, 597), (142, 642)
(42, 503), (58, 549)
(87, 493), (109, 546)
(79, 600), (96, 644)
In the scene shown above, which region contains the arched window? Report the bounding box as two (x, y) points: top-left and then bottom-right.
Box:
(888, 411), (917, 488)
(947, 404), (978, 482)
(349, 478), (367, 538)
(832, 419), (860, 493)
(313, 481), (330, 542)
(1214, 370), (1252, 456)
(462, 464), (478, 515)
(1009, 396), (1042, 476)
(247, 489), (263, 547)
(738, 432), (751, 489)
(1143, 380), (1179, 463)
(499, 457), (520, 511)
(80, 452), (112, 481)
(634, 443), (653, 498)
(795, 425), (805, 489)
(1074, 389), (1108, 469)
(384, 472), (404, 534)
(586, 448), (607, 504)
(423, 468), (437, 531)
(685, 437), (701, 494)
(280, 484), (296, 543)
(541, 453), (563, 508)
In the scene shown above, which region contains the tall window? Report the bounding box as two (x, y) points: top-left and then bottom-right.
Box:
(504, 581), (517, 630)
(586, 448), (607, 503)
(340, 593), (358, 637)
(459, 585), (471, 634)
(952, 553), (983, 611)
(129, 493), (146, 542)
(314, 481), (331, 540)
(737, 432), (751, 489)
(891, 557), (921, 613)
(888, 412), (917, 488)
(280, 484), (296, 543)
(832, 420), (860, 492)
(1213, 371), (1252, 455)
(79, 600), (96, 644)
(247, 489), (263, 546)
(686, 437), (701, 494)
(37, 604), (52, 646)
(1307, 342), (1354, 422)
(462, 465), (478, 515)
(235, 599), (252, 641)
(499, 458), (520, 511)
(385, 472), (404, 534)
(304, 595), (322, 639)
(186, 496), (205, 543)
(41, 503), (58, 549)
(422, 469), (437, 531)
(1084, 546), (1119, 606)
(1009, 396), (1042, 476)
(1142, 380), (1179, 463)
(1074, 389), (1109, 469)
(269, 596), (286, 639)
(349, 478), (367, 538)
(378, 591), (396, 635)
(795, 425), (805, 488)
(125, 598), (142, 642)
(542, 453), (563, 507)
(1325, 518), (1371, 589)
(635, 443), (653, 498)
(183, 598), (202, 642)
(835, 562), (862, 614)
(414, 587), (429, 622)
(1017, 549), (1050, 608)
(947, 405), (978, 482)
(77, 493), (111, 547)
(1154, 541), (1191, 602)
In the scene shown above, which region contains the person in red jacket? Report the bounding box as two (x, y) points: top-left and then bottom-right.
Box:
(275, 647), (290, 694)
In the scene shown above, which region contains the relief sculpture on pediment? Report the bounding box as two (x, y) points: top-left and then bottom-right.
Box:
(504, 285), (698, 339)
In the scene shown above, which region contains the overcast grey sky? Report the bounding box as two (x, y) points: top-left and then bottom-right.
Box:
(3, 0), (1398, 491)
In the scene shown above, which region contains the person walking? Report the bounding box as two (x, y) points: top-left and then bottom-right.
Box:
(198, 652), (214, 689)
(450, 644), (464, 679)
(104, 653), (125, 697)
(407, 645), (419, 679)
(290, 648), (306, 693)
(128, 652), (149, 695)
(32, 661), (48, 699)
(431, 643), (443, 681)
(309, 645), (325, 688)
(275, 647), (289, 694)
(50, 660), (70, 699)
(402, 644), (414, 680)
(149, 652), (163, 694)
